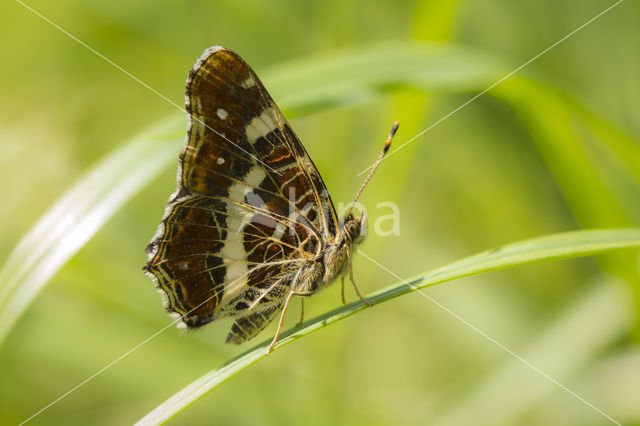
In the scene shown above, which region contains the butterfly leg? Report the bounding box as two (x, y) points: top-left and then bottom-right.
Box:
(340, 276), (346, 305)
(295, 299), (305, 327)
(348, 257), (373, 307)
(266, 289), (296, 355)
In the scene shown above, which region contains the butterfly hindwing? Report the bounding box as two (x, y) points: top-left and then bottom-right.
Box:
(225, 299), (284, 344)
(144, 47), (339, 335)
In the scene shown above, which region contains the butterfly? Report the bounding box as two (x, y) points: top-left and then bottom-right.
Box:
(144, 46), (397, 354)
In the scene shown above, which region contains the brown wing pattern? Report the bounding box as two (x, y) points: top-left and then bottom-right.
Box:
(144, 47), (338, 337)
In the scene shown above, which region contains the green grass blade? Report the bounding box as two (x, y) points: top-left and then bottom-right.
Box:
(0, 118), (182, 345)
(494, 77), (640, 322)
(137, 228), (640, 425)
(495, 78), (635, 227)
(571, 99), (640, 191)
(264, 42), (504, 117)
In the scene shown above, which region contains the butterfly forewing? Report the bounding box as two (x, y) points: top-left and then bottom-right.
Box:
(145, 47), (339, 339)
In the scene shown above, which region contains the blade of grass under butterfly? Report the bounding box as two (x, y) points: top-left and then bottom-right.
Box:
(0, 118), (182, 345)
(136, 228), (640, 425)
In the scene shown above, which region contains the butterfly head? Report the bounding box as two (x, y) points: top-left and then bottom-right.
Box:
(343, 210), (367, 245)
(343, 120), (398, 246)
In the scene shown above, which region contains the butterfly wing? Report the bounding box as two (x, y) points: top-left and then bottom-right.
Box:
(144, 47), (339, 340)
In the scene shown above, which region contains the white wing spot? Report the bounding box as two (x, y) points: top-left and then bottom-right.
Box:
(272, 222), (287, 240)
(241, 77), (256, 88)
(217, 157), (225, 165)
(246, 107), (279, 144)
(217, 108), (229, 120)
(228, 167), (266, 202)
(219, 200), (255, 298)
(218, 167), (267, 301)
(246, 167), (266, 187)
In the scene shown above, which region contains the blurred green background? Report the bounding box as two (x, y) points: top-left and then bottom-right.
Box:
(1, 0), (640, 424)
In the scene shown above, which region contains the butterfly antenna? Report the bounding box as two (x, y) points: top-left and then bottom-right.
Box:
(348, 121), (399, 216)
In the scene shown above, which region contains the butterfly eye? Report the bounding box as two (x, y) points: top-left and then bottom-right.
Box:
(344, 219), (361, 242)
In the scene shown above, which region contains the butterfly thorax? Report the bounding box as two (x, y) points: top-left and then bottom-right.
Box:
(294, 212), (366, 295)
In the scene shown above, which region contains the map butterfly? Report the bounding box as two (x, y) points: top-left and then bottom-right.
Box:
(144, 47), (398, 354)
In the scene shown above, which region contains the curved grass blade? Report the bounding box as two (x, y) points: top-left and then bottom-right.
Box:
(265, 42), (504, 117)
(137, 228), (640, 425)
(0, 118), (182, 345)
